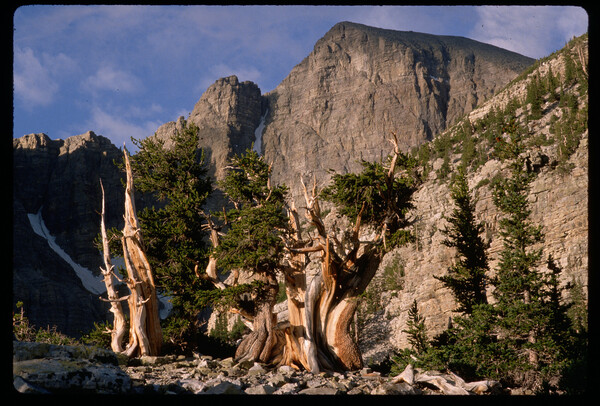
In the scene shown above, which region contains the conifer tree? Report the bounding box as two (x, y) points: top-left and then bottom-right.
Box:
(403, 299), (429, 354)
(129, 121), (214, 349)
(421, 122), (583, 390)
(437, 166), (489, 315)
(489, 122), (578, 387)
(208, 148), (290, 363)
(491, 124), (544, 367)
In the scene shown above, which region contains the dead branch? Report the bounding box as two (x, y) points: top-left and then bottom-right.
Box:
(99, 179), (128, 354)
(99, 295), (131, 303)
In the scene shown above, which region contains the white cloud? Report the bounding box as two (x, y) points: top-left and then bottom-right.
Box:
(13, 46), (71, 107)
(82, 65), (143, 95)
(85, 106), (162, 149)
(470, 6), (588, 58)
(196, 63), (262, 94)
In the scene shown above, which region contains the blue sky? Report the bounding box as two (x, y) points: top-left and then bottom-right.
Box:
(13, 5), (588, 151)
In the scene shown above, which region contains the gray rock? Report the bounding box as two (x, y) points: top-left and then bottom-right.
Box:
(13, 376), (51, 394)
(12, 342), (132, 394)
(371, 382), (419, 395)
(202, 380), (244, 395)
(262, 21), (534, 205)
(248, 362), (267, 376)
(245, 384), (277, 395)
(266, 372), (288, 387)
(298, 387), (340, 395)
(273, 382), (301, 394)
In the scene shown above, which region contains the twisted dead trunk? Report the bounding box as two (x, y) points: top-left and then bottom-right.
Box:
(121, 149), (163, 357)
(98, 180), (128, 353)
(203, 134), (405, 372)
(233, 272), (282, 364)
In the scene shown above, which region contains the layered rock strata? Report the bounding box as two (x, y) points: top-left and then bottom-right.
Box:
(261, 22), (534, 202)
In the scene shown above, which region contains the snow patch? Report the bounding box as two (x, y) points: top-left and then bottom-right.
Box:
(27, 208), (106, 295)
(253, 109), (268, 155)
(28, 208), (173, 319)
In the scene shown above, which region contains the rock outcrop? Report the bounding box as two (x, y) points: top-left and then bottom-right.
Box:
(13, 131), (124, 336)
(155, 75), (263, 182)
(13, 341), (131, 394)
(357, 39), (588, 360)
(261, 22), (534, 202)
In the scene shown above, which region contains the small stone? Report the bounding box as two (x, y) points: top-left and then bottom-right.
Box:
(299, 387), (340, 395)
(267, 372), (288, 387)
(273, 382), (300, 394)
(235, 359), (255, 370)
(278, 365), (296, 376)
(247, 362), (267, 376)
(203, 381), (244, 395)
(372, 382), (418, 395)
(245, 384), (277, 395)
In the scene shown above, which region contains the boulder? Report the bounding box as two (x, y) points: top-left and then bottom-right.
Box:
(12, 341), (131, 394)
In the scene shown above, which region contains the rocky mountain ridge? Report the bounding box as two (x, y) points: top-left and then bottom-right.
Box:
(13, 131), (124, 336)
(12, 22), (586, 361)
(261, 22), (534, 203)
(357, 33), (588, 359)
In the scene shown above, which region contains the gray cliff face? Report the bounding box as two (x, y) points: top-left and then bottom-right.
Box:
(156, 75), (263, 182)
(261, 22), (534, 201)
(154, 75), (263, 210)
(13, 131), (124, 336)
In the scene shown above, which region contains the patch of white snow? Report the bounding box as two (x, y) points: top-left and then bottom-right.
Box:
(253, 109), (268, 155)
(27, 208), (106, 295)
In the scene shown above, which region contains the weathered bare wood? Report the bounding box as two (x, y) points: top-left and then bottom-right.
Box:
(121, 149), (163, 357)
(99, 179), (128, 353)
(391, 363), (414, 385)
(203, 138), (406, 372)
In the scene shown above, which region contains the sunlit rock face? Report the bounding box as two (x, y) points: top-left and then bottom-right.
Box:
(261, 21), (533, 203)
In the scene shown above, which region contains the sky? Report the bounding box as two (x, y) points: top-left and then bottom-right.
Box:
(13, 5), (589, 151)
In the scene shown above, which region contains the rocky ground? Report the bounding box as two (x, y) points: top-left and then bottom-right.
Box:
(13, 341), (505, 395)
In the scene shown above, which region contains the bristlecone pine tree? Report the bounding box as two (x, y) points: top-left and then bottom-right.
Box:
(98, 148), (163, 357)
(204, 133), (418, 372)
(129, 121), (214, 352)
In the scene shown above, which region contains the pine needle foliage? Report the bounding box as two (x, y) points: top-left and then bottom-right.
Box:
(214, 148), (290, 275)
(437, 167), (489, 315)
(403, 299), (429, 354)
(394, 123), (586, 392)
(321, 152), (418, 250)
(129, 121), (213, 316)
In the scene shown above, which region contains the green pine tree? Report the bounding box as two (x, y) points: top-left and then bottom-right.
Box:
(214, 148), (289, 274)
(206, 148), (290, 321)
(321, 152), (417, 250)
(489, 126), (579, 389)
(129, 120), (214, 350)
(403, 300), (429, 354)
(437, 167), (489, 315)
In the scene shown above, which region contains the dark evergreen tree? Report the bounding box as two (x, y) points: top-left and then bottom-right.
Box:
(403, 300), (429, 354)
(129, 121), (214, 351)
(321, 152), (417, 250)
(526, 74), (544, 120)
(208, 148), (291, 363)
(489, 124), (579, 388)
(214, 148), (289, 275)
(437, 167), (489, 315)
